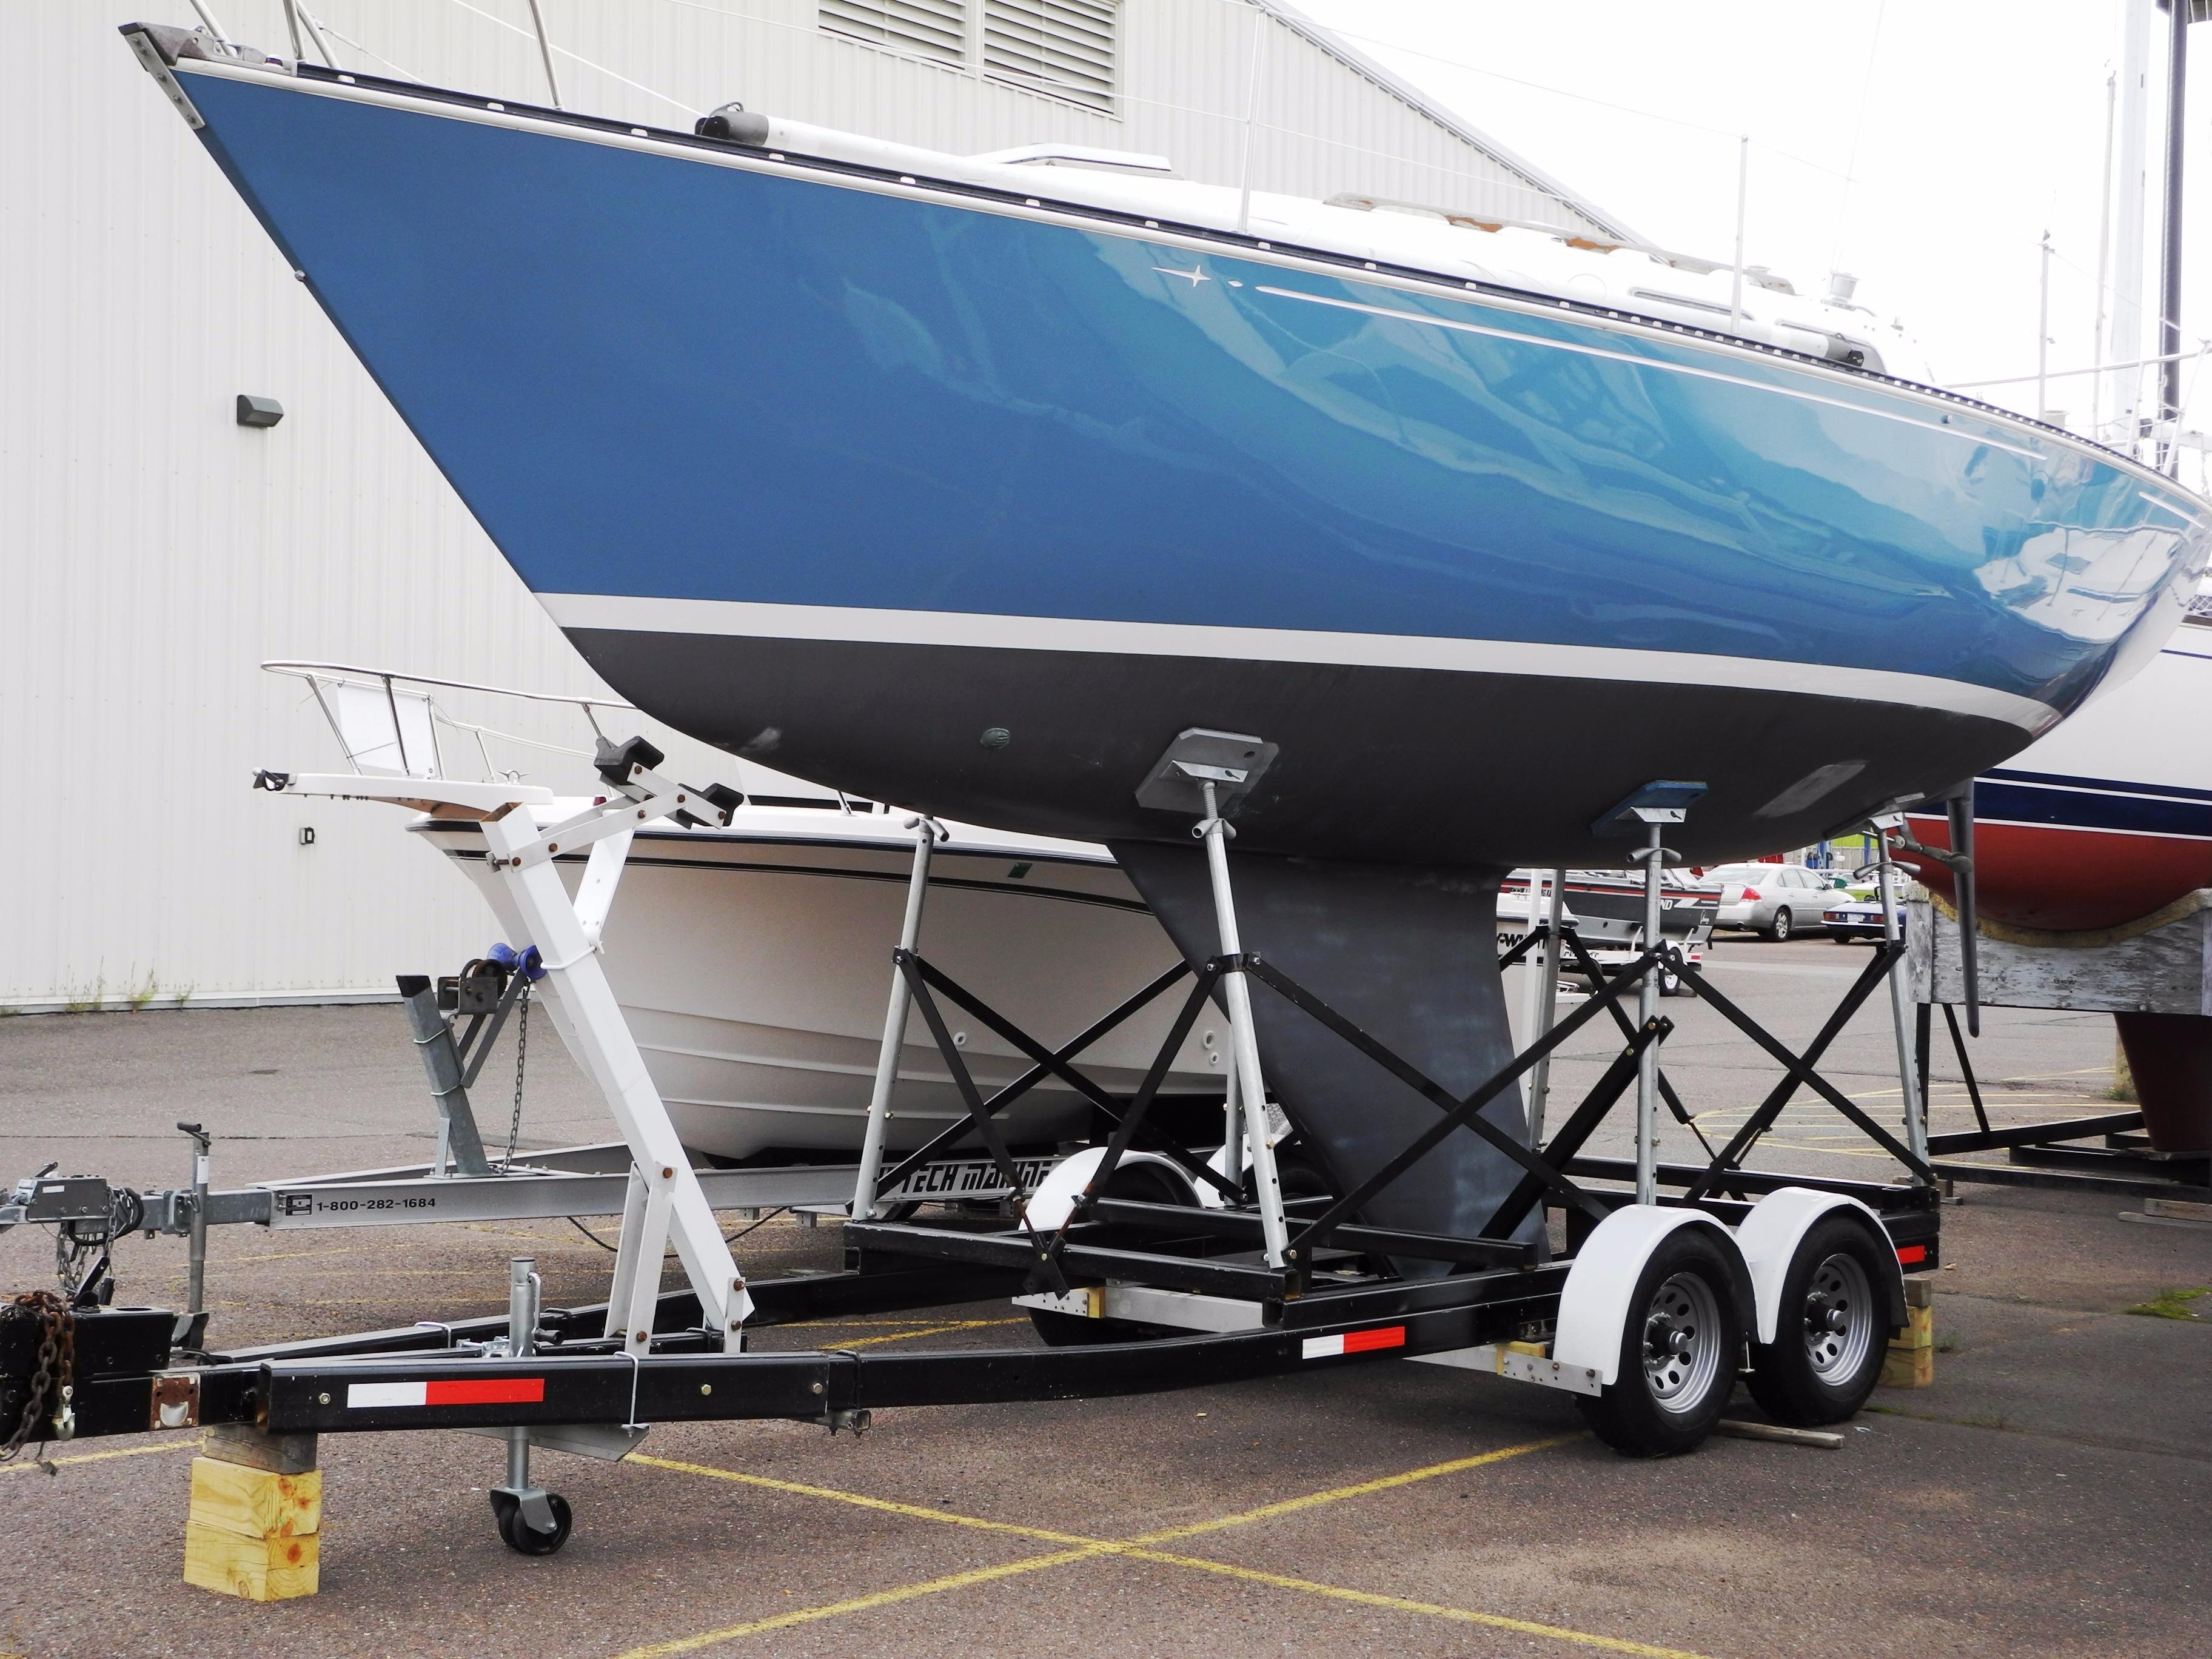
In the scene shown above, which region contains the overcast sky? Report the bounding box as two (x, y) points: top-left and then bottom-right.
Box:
(1298, 0), (2208, 441)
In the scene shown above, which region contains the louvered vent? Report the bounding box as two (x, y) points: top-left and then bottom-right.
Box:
(982, 0), (1117, 110)
(820, 0), (970, 68)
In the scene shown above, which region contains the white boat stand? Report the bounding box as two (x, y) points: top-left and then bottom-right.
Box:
(256, 740), (763, 1362)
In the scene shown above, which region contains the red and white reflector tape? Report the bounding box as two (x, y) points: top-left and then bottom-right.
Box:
(1301, 1326), (1406, 1360)
(346, 1378), (546, 1409)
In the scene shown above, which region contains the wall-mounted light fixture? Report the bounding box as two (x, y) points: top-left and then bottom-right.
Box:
(236, 394), (284, 428)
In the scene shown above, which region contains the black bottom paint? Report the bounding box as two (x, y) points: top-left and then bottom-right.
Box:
(566, 628), (2028, 869)
(561, 625), (2027, 1244)
(1110, 844), (1539, 1258)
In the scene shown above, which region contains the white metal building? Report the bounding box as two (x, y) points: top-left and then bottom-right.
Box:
(2, 1), (1625, 1009)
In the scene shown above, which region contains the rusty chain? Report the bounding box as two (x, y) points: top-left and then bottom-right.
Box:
(1, 1290), (75, 1467)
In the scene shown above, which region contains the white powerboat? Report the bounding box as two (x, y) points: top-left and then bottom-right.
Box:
(269, 661), (1219, 1164)
(420, 805), (1220, 1162)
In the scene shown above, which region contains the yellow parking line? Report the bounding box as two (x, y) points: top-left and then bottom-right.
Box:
(830, 1318), (1028, 1348)
(1128, 1435), (1580, 1544)
(609, 1545), (1111, 1658)
(626, 1435), (1650, 1657)
(1121, 1548), (1717, 1659)
(629, 1455), (1096, 1546)
(0, 1438), (194, 1476)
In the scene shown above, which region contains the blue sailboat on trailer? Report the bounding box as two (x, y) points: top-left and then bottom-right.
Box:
(127, 23), (2209, 1244)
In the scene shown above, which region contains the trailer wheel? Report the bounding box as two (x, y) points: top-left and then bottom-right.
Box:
(1745, 1216), (1889, 1426)
(1028, 1159), (1199, 1347)
(491, 1489), (573, 1555)
(1028, 1308), (1176, 1346)
(1577, 1229), (1743, 1457)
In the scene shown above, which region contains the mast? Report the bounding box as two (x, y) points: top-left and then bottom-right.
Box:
(2111, 1), (2155, 451)
(2159, 0), (2192, 443)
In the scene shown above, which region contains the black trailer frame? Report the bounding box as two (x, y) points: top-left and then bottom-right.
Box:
(5, 924), (1937, 1472)
(1912, 999), (2210, 1198)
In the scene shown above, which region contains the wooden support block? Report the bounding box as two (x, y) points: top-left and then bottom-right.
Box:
(2145, 1198), (2212, 1222)
(1880, 1344), (1935, 1388)
(184, 1522), (320, 1601)
(202, 1423), (318, 1475)
(1880, 1299), (1936, 1389)
(1715, 1418), (1844, 1450)
(188, 1456), (321, 1539)
(184, 1453), (321, 1601)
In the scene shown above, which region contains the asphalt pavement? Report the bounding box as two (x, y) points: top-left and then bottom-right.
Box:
(2, 933), (2207, 1658)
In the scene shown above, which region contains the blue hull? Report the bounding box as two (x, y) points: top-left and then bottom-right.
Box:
(164, 54), (2207, 866)
(141, 37), (2212, 1243)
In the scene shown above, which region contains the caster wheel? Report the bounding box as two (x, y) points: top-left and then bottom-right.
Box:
(1577, 1228), (1744, 1458)
(1746, 1215), (1891, 1426)
(491, 1489), (574, 1555)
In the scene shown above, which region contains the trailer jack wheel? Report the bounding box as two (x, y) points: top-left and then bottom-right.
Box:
(491, 1488), (574, 1555)
(1577, 1229), (1743, 1458)
(1746, 1215), (1889, 1426)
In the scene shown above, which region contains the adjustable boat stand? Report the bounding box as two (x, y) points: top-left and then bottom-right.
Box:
(1592, 783), (1709, 1204)
(849, 813), (947, 1222)
(264, 740), (754, 1540)
(1146, 731), (1295, 1266)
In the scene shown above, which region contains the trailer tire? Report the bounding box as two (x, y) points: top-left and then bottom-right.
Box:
(1027, 1159), (1199, 1346)
(1744, 1215), (1891, 1426)
(1576, 1228), (1743, 1457)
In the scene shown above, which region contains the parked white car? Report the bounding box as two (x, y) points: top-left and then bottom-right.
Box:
(1703, 863), (1845, 940)
(1823, 868), (1914, 943)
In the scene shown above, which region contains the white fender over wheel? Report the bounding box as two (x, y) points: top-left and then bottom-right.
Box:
(1734, 1187), (1905, 1344)
(1553, 1205), (1752, 1386)
(1021, 1146), (1216, 1233)
(1737, 1188), (1906, 1426)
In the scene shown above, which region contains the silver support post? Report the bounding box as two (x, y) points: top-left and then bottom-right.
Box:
(1516, 870), (1548, 1114)
(2037, 229), (2053, 422)
(1874, 826), (1928, 1170)
(400, 979), (494, 1177)
(1199, 782), (1289, 1267)
(851, 817), (938, 1220)
(176, 1121), (212, 1346)
(525, 0), (565, 109)
(505, 1256), (538, 1493)
(1525, 867), (1568, 1143)
(1634, 826), (1664, 1205)
(1210, 1056), (1242, 1184)
(290, 1), (340, 70)
(1729, 134), (1750, 330)
(1234, 1), (1266, 234)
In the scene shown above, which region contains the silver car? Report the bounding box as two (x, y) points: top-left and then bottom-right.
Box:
(1704, 863), (1845, 941)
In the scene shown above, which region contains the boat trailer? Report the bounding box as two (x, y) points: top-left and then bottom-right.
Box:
(3, 737), (1940, 1562)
